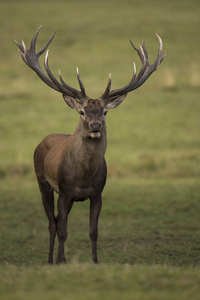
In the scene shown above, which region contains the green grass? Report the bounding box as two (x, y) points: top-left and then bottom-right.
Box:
(1, 178), (200, 266)
(0, 0), (200, 299)
(0, 264), (200, 300)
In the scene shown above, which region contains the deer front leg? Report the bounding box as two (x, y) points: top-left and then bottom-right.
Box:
(89, 195), (102, 264)
(56, 195), (73, 264)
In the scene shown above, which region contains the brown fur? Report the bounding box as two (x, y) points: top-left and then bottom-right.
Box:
(34, 99), (108, 264)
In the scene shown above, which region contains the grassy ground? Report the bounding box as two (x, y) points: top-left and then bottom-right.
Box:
(0, 264), (200, 300)
(0, 0), (200, 299)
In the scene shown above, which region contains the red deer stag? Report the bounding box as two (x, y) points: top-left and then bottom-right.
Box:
(15, 26), (166, 264)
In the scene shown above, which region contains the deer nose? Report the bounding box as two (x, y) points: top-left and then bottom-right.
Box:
(89, 121), (102, 131)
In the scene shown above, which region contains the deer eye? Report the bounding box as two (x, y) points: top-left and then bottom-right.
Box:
(104, 111), (108, 116)
(80, 111), (85, 116)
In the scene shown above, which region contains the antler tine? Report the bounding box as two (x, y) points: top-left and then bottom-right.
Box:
(155, 33), (166, 65)
(30, 25), (42, 54)
(141, 40), (149, 62)
(14, 39), (27, 64)
(76, 67), (87, 99)
(100, 73), (112, 100)
(21, 40), (27, 54)
(14, 39), (24, 53)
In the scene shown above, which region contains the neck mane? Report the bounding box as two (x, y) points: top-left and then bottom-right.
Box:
(67, 119), (107, 177)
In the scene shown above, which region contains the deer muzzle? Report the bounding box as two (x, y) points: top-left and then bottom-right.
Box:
(89, 121), (102, 139)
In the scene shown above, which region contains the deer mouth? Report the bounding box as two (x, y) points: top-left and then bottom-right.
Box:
(90, 131), (101, 139)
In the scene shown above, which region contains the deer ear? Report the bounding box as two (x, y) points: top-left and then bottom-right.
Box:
(63, 95), (82, 112)
(104, 94), (127, 110)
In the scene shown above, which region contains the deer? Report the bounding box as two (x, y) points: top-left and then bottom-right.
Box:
(15, 26), (166, 264)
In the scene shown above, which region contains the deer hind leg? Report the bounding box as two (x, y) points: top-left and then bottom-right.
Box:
(89, 195), (102, 264)
(56, 195), (73, 264)
(37, 179), (56, 264)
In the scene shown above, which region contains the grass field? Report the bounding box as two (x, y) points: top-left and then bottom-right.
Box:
(0, 0), (200, 299)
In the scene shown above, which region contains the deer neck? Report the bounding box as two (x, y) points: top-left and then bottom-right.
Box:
(67, 119), (107, 175)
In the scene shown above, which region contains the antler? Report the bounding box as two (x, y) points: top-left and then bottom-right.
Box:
(14, 25), (88, 102)
(15, 27), (165, 104)
(101, 33), (166, 101)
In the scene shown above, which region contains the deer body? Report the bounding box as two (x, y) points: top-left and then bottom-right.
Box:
(15, 26), (165, 264)
(34, 99), (107, 263)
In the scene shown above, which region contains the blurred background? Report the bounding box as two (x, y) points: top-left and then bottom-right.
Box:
(0, 0), (200, 181)
(0, 0), (199, 181)
(0, 0), (200, 268)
